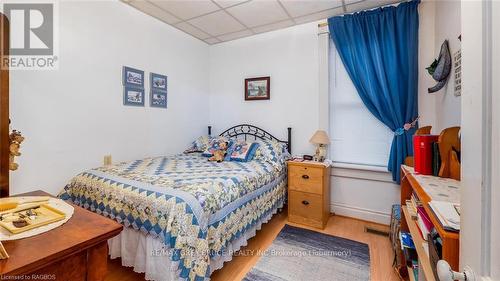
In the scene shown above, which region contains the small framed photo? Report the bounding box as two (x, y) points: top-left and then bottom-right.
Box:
(245, 76), (270, 100)
(150, 73), (167, 91)
(123, 66), (144, 88)
(150, 90), (167, 108)
(123, 86), (145, 106)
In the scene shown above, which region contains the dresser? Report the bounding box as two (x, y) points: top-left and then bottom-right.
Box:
(287, 161), (331, 229)
(0, 190), (123, 281)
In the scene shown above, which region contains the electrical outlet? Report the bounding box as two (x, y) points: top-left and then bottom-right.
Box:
(104, 155), (112, 166)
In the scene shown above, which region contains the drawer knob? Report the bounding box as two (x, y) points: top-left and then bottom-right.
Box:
(301, 200), (309, 205)
(302, 174), (309, 179)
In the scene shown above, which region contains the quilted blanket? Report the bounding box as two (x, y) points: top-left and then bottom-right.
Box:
(59, 153), (286, 281)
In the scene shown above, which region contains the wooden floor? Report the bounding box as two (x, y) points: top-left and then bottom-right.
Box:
(105, 212), (400, 281)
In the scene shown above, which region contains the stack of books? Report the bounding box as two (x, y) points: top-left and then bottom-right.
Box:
(429, 201), (460, 232)
(416, 206), (433, 241)
(406, 193), (422, 220)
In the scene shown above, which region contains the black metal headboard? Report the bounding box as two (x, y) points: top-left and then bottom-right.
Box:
(208, 124), (292, 153)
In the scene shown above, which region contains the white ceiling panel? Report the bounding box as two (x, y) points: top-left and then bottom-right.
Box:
(279, 0), (343, 18)
(204, 37), (221, 44)
(150, 0), (219, 20)
(226, 0), (289, 27)
(213, 0), (249, 8)
(123, 0), (404, 44)
(216, 29), (253, 41)
(252, 19), (294, 34)
(175, 22), (211, 39)
(188, 10), (246, 36)
(346, 0), (401, 13)
(294, 6), (344, 24)
(128, 1), (181, 24)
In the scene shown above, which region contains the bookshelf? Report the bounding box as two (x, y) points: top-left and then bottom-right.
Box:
(400, 166), (460, 280)
(402, 206), (435, 281)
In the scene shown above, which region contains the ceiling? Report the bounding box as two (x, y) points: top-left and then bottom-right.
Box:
(123, 0), (401, 45)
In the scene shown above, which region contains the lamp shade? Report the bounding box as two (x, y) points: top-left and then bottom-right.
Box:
(309, 130), (330, 145)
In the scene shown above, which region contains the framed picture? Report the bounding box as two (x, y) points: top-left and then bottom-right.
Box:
(150, 73), (168, 91)
(123, 86), (145, 106)
(123, 66), (144, 88)
(150, 90), (167, 108)
(245, 77), (270, 100)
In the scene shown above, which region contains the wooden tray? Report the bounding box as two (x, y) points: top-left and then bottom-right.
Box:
(0, 204), (66, 234)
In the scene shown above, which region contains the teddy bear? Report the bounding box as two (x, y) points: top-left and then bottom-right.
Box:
(9, 130), (24, 171)
(208, 142), (228, 163)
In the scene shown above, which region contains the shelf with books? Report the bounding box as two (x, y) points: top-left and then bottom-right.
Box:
(402, 206), (436, 281)
(400, 166), (460, 272)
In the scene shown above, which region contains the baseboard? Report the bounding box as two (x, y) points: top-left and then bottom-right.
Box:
(331, 203), (391, 225)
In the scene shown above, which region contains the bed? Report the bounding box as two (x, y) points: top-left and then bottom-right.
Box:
(59, 124), (291, 281)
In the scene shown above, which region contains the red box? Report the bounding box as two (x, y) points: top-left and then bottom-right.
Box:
(413, 135), (439, 175)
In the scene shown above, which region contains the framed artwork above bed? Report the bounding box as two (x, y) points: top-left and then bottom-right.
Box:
(245, 76), (270, 101)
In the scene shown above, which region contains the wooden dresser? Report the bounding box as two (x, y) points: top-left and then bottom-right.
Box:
(0, 191), (123, 281)
(287, 161), (331, 229)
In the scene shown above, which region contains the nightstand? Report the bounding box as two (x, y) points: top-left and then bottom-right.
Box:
(287, 161), (331, 229)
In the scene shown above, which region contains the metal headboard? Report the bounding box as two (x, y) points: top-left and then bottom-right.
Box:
(208, 124), (292, 154)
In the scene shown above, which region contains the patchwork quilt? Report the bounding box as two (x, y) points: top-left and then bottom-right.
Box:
(59, 153), (287, 281)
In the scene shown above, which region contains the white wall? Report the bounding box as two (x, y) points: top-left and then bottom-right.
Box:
(9, 1), (210, 195)
(433, 0), (462, 131)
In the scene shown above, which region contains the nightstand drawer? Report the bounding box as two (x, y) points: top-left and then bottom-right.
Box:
(288, 164), (323, 194)
(288, 190), (323, 228)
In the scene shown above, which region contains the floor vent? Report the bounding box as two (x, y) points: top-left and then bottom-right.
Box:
(364, 226), (389, 237)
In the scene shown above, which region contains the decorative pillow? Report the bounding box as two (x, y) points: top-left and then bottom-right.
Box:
(184, 135), (212, 154)
(254, 139), (290, 163)
(202, 137), (231, 157)
(225, 140), (259, 162)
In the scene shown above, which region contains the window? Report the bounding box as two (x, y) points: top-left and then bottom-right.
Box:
(329, 40), (393, 167)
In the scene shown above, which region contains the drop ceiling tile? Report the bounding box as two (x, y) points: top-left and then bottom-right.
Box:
(279, 0), (343, 18)
(213, 0), (248, 8)
(217, 29), (253, 42)
(188, 10), (246, 36)
(150, 0), (220, 20)
(175, 22), (211, 39)
(226, 0), (289, 28)
(346, 0), (402, 13)
(128, 1), (181, 24)
(294, 6), (344, 24)
(252, 19), (294, 34)
(204, 37), (221, 44)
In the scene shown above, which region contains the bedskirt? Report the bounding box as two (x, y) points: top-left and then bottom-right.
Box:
(108, 195), (285, 281)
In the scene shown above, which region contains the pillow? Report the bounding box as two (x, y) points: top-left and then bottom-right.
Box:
(254, 139), (290, 163)
(202, 137), (231, 157)
(225, 140), (259, 162)
(184, 135), (212, 154)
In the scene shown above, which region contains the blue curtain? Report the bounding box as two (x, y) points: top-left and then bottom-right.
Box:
(328, 1), (420, 183)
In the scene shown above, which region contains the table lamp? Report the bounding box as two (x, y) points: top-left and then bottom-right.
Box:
(309, 130), (330, 162)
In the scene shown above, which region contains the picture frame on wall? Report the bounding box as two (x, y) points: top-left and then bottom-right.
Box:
(123, 86), (145, 106)
(150, 90), (167, 108)
(245, 76), (270, 101)
(123, 66), (144, 88)
(150, 73), (168, 91)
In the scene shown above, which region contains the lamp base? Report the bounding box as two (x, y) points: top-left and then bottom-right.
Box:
(314, 144), (327, 162)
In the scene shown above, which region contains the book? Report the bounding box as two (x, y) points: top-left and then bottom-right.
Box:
(416, 206), (433, 240)
(432, 142), (441, 176)
(429, 201), (460, 231)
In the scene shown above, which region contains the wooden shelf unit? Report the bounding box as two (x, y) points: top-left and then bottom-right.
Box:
(400, 166), (460, 277)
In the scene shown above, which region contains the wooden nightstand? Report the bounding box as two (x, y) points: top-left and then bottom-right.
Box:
(287, 161), (331, 229)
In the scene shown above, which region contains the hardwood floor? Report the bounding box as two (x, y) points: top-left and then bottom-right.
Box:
(105, 212), (400, 281)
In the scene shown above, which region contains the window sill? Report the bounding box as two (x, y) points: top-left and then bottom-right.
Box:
(330, 162), (395, 183)
(331, 162), (388, 172)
